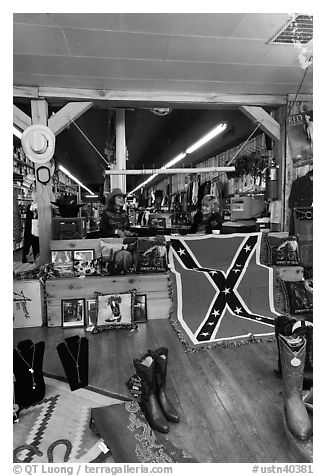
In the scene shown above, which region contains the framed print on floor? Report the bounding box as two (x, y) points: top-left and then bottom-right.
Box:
(61, 298), (85, 328)
(95, 292), (135, 331)
(133, 294), (148, 323)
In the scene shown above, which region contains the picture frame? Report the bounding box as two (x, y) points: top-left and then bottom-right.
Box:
(86, 298), (98, 326)
(133, 294), (148, 323)
(73, 249), (94, 261)
(51, 250), (73, 265)
(92, 291), (136, 333)
(61, 298), (85, 328)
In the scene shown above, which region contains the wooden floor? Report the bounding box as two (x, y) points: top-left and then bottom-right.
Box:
(13, 320), (301, 463)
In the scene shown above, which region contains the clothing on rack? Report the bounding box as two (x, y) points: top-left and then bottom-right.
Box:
(191, 180), (199, 205)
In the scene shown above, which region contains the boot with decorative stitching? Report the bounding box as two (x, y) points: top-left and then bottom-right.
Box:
(279, 334), (312, 440)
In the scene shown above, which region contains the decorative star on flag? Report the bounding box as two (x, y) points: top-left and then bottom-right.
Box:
(244, 245), (251, 252)
(210, 270), (217, 276)
(200, 332), (210, 337)
(212, 309), (220, 317)
(222, 288), (230, 295)
(232, 268), (241, 273)
(234, 307), (242, 314)
(207, 321), (215, 326)
(177, 249), (185, 256)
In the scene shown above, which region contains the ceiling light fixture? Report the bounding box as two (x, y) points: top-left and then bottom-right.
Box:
(58, 165), (95, 195)
(150, 107), (172, 116)
(128, 122), (227, 196)
(13, 126), (22, 139)
(185, 123), (227, 154)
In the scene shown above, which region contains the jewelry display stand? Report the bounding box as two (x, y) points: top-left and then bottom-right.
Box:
(13, 339), (46, 408)
(57, 336), (88, 391)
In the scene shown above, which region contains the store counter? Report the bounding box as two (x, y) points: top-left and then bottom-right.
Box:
(221, 220), (257, 234)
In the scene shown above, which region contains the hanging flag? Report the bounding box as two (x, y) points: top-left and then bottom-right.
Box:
(168, 233), (278, 350)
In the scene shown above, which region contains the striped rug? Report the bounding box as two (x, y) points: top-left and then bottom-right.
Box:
(13, 376), (123, 463)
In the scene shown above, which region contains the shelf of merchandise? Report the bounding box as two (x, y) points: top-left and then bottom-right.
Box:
(13, 146), (35, 251)
(13, 145), (82, 252)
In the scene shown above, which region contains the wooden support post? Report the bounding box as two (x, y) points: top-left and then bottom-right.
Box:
(48, 101), (93, 136)
(272, 105), (287, 231)
(13, 105), (31, 131)
(240, 106), (280, 142)
(112, 109), (126, 192)
(31, 99), (52, 265)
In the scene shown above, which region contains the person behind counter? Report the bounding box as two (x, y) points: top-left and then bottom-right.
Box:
(99, 188), (135, 238)
(189, 194), (222, 234)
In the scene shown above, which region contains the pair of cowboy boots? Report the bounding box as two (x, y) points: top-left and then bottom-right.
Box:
(278, 333), (312, 440)
(133, 347), (180, 433)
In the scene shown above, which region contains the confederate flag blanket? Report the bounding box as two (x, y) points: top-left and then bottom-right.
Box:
(168, 233), (279, 350)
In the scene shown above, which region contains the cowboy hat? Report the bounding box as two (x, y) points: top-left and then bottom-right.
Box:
(21, 124), (55, 164)
(107, 188), (126, 201)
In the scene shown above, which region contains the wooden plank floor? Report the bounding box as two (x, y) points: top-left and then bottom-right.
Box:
(13, 320), (301, 463)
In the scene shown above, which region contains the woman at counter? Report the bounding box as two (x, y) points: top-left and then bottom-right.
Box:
(99, 188), (135, 238)
(189, 194), (222, 235)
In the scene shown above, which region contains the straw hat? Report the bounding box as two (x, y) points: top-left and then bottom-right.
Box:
(21, 124), (55, 164)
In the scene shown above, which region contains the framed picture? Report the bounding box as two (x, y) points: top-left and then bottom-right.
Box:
(95, 292), (134, 330)
(133, 294), (148, 323)
(61, 298), (85, 328)
(73, 249), (94, 261)
(86, 298), (98, 326)
(51, 250), (73, 264)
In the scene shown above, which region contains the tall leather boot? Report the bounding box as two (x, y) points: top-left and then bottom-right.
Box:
(133, 352), (169, 434)
(278, 334), (312, 440)
(151, 347), (180, 423)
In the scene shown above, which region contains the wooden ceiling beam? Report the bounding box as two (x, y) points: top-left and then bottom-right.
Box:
(48, 101), (93, 136)
(13, 104), (31, 131)
(240, 105), (280, 142)
(14, 86), (288, 107)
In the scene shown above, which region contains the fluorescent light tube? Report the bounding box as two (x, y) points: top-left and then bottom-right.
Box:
(128, 174), (158, 196)
(127, 122), (227, 195)
(186, 123), (227, 154)
(162, 152), (187, 169)
(58, 165), (95, 195)
(13, 126), (22, 139)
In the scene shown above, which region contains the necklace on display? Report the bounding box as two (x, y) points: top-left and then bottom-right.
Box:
(65, 338), (82, 384)
(16, 345), (37, 390)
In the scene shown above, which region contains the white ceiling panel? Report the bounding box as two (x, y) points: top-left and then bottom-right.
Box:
(63, 28), (172, 60)
(258, 42), (313, 67)
(13, 13), (123, 30)
(13, 23), (68, 56)
(119, 59), (211, 81)
(120, 13), (245, 37)
(13, 54), (121, 79)
(231, 13), (291, 39)
(168, 36), (271, 63)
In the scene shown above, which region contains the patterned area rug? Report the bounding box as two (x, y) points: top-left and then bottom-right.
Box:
(13, 376), (123, 463)
(168, 233), (279, 350)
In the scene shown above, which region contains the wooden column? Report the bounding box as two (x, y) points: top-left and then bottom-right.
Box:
(112, 109), (126, 192)
(272, 105), (287, 231)
(31, 99), (52, 265)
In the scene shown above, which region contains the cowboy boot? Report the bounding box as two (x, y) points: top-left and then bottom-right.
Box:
(278, 334), (312, 440)
(151, 347), (180, 423)
(133, 352), (169, 433)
